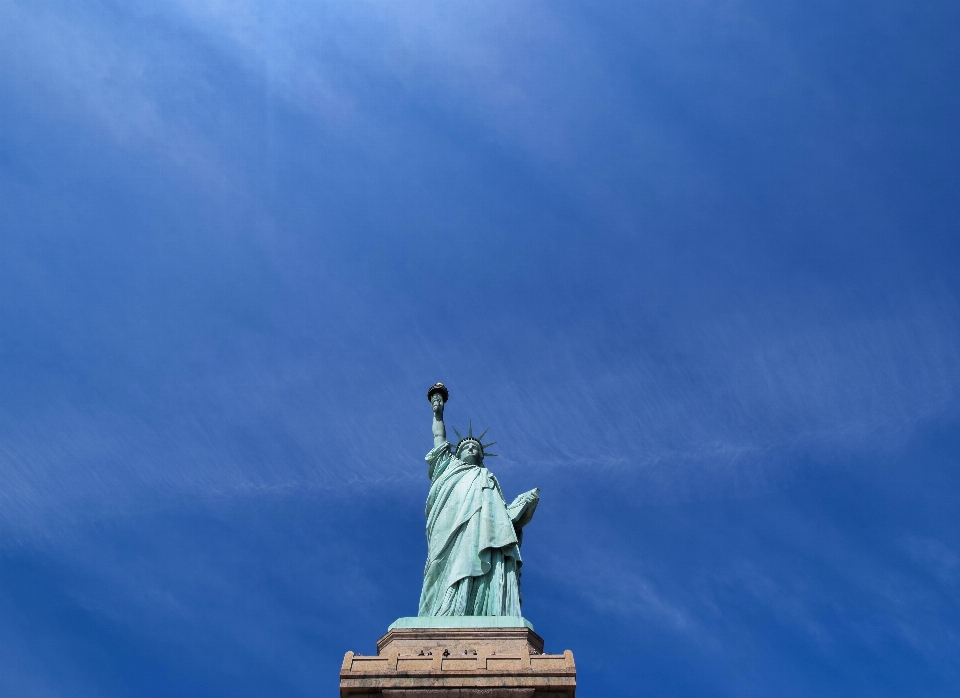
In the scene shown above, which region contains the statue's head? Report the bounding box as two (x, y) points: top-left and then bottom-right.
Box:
(453, 421), (498, 465)
(456, 439), (484, 465)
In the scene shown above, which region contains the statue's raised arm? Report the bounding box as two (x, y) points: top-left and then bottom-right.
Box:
(427, 382), (448, 449)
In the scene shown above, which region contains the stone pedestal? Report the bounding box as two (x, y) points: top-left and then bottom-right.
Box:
(340, 618), (575, 697)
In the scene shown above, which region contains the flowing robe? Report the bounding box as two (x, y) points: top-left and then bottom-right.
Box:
(418, 442), (523, 616)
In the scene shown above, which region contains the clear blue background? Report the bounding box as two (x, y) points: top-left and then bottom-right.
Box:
(2, 2), (959, 696)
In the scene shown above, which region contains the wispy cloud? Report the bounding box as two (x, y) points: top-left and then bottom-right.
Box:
(900, 535), (960, 587)
(541, 545), (698, 636)
(2, 286), (957, 543)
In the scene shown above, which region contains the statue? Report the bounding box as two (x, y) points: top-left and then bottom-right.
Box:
(418, 383), (540, 617)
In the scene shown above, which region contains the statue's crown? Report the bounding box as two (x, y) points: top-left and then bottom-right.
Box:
(453, 420), (498, 459)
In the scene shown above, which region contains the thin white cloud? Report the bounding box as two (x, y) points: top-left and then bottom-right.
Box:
(543, 548), (698, 636)
(900, 535), (960, 587)
(2, 286), (958, 542)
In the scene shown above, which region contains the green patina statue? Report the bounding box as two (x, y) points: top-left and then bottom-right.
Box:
(418, 383), (540, 617)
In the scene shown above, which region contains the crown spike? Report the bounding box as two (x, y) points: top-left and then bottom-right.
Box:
(469, 420), (474, 438)
(478, 428), (489, 441)
(452, 426), (462, 440)
(484, 453), (499, 457)
(481, 441), (497, 449)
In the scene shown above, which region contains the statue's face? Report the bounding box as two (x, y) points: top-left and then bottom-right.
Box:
(459, 441), (482, 464)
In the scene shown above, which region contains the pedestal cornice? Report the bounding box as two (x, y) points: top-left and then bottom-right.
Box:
(341, 622), (575, 697)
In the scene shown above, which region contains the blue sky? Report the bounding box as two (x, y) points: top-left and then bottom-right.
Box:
(2, 1), (959, 696)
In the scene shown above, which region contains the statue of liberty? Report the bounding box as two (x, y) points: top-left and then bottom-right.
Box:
(419, 383), (540, 617)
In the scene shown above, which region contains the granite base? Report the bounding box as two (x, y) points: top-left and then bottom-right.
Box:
(340, 622), (575, 697)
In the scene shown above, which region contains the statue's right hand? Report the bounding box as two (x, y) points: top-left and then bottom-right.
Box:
(431, 394), (445, 416)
